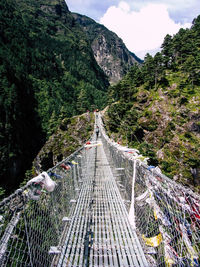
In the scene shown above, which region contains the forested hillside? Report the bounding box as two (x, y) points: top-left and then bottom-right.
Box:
(1, 0), (199, 197)
(105, 16), (200, 191)
(33, 112), (94, 175)
(0, 0), (109, 193)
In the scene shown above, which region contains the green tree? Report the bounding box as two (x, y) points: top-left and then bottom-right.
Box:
(77, 89), (89, 113)
(161, 34), (173, 68)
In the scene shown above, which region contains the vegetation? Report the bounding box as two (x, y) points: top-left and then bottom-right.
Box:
(0, 0), (108, 194)
(32, 112), (94, 175)
(105, 16), (200, 191)
(1, 0), (200, 197)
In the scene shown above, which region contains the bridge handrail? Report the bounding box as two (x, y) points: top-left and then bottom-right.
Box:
(0, 130), (95, 267)
(98, 113), (200, 267)
(0, 145), (84, 208)
(98, 114), (200, 200)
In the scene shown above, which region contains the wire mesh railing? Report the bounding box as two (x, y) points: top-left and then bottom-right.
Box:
(55, 134), (97, 267)
(99, 114), (200, 267)
(0, 140), (92, 267)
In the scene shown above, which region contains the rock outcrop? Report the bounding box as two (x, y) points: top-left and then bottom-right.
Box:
(72, 13), (142, 84)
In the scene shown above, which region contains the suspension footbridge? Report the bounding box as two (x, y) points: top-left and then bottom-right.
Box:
(0, 115), (199, 266)
(56, 138), (148, 267)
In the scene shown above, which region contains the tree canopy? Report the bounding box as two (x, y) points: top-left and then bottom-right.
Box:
(106, 17), (200, 190)
(0, 0), (109, 194)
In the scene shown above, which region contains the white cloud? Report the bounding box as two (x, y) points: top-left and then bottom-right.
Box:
(100, 1), (191, 59)
(125, 0), (200, 23)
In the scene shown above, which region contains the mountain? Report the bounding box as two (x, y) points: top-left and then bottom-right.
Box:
(72, 13), (142, 84)
(0, 0), (110, 194)
(1, 0), (141, 195)
(104, 16), (200, 192)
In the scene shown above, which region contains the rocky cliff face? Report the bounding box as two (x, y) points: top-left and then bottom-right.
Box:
(72, 13), (142, 84)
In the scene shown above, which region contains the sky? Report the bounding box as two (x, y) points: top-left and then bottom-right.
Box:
(66, 0), (200, 59)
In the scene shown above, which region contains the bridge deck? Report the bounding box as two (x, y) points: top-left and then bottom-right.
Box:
(57, 139), (148, 267)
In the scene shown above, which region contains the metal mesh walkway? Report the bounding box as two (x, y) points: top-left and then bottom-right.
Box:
(57, 139), (148, 267)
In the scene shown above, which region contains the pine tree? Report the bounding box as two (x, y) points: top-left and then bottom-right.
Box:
(77, 89), (89, 113)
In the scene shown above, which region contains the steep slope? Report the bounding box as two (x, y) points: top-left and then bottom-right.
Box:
(104, 16), (200, 191)
(0, 0), (108, 193)
(33, 112), (94, 174)
(72, 13), (142, 84)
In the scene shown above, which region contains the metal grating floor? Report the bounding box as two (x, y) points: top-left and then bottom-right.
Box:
(58, 139), (148, 267)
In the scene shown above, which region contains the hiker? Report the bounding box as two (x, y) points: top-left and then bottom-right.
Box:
(95, 126), (99, 139)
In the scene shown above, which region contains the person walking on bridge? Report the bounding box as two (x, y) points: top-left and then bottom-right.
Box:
(95, 126), (99, 140)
